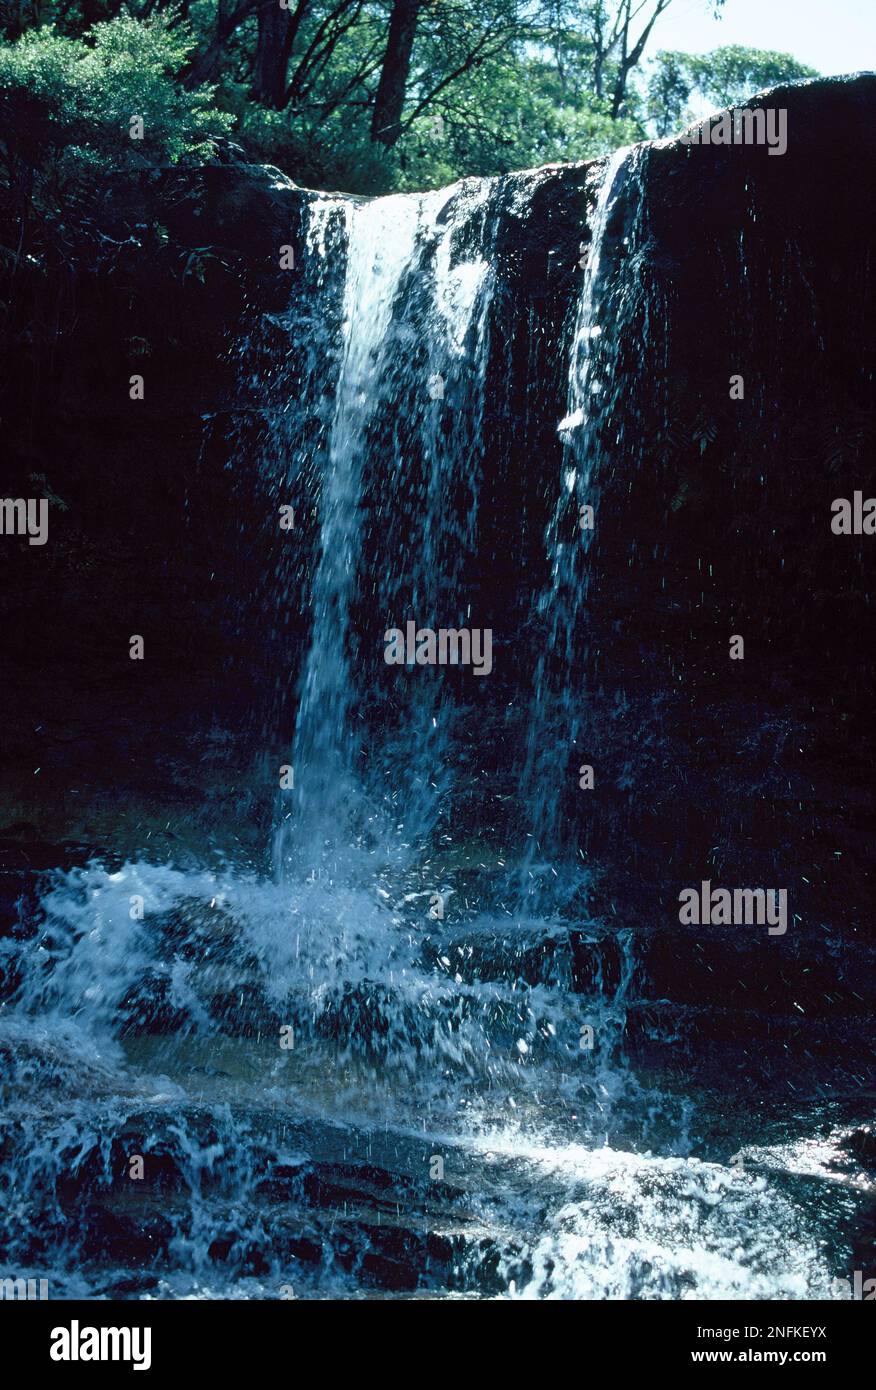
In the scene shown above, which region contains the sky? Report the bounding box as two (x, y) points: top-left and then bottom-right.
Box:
(649, 0), (876, 77)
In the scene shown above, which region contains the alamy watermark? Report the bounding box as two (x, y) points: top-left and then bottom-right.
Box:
(680, 107), (788, 157)
(0, 1275), (48, 1300)
(384, 621), (493, 676)
(0, 497), (48, 546)
(831, 1271), (876, 1300)
(678, 881), (788, 934)
(831, 492), (876, 534)
(50, 1320), (152, 1370)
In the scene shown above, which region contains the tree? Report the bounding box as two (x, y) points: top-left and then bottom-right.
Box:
(606, 0), (676, 117)
(183, 0), (261, 92)
(250, 0), (311, 109)
(369, 0), (529, 147)
(646, 47), (693, 135)
(0, 0), (823, 200)
(689, 44), (819, 109)
(646, 45), (819, 135)
(0, 15), (231, 265)
(182, 0), (370, 114)
(527, 1), (726, 119)
(371, 0), (422, 144)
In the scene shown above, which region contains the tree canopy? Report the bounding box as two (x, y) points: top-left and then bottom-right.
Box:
(647, 44), (818, 135)
(0, 0), (818, 221)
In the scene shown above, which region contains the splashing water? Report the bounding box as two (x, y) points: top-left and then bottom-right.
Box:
(0, 156), (861, 1302)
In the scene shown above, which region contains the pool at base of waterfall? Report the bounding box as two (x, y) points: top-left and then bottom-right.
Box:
(0, 857), (871, 1301)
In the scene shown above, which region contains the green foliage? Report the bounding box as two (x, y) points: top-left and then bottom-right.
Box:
(238, 57), (641, 196)
(396, 89), (641, 192)
(233, 7), (644, 195)
(0, 14), (232, 172)
(242, 108), (402, 198)
(690, 45), (819, 109)
(0, 3), (824, 205)
(647, 46), (819, 136)
(646, 50), (693, 137)
(0, 12), (234, 283)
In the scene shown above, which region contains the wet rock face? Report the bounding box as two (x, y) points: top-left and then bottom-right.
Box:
(1, 77), (875, 977)
(570, 77), (876, 1035)
(2, 74), (876, 1307)
(0, 166), (342, 867)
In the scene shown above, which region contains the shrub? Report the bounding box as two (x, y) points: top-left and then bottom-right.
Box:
(0, 14), (232, 173)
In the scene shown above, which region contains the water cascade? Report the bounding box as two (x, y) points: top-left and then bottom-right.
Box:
(2, 81), (874, 1299)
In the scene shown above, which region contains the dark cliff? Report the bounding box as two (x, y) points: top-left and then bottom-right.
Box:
(1, 75), (874, 1069)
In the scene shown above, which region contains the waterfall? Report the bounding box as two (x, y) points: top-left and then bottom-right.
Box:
(0, 120), (862, 1302)
(273, 193), (422, 878)
(274, 178), (498, 879)
(519, 145), (649, 884)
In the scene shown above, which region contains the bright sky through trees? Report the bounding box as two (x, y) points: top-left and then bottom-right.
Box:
(652, 0), (875, 77)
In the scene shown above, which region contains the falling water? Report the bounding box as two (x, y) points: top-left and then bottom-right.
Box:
(0, 150), (862, 1302)
(520, 146), (649, 880)
(274, 194), (422, 877)
(274, 178), (498, 877)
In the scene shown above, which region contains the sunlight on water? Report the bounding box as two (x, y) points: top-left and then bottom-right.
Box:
(0, 151), (865, 1302)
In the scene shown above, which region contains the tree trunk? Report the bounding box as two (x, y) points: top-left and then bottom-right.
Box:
(250, 1), (311, 109)
(370, 0), (421, 147)
(610, 0), (672, 119)
(184, 0), (256, 90)
(611, 63), (631, 118)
